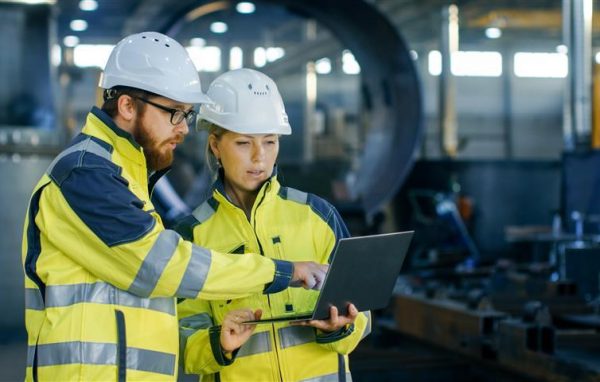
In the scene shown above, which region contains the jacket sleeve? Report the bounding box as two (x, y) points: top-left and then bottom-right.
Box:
(178, 299), (233, 375)
(315, 311), (372, 355)
(39, 166), (292, 299)
(312, 202), (371, 354)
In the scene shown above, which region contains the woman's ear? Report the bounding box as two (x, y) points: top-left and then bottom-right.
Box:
(208, 134), (220, 159)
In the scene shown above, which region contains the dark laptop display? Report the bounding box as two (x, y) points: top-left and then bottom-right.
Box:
(245, 231), (414, 324)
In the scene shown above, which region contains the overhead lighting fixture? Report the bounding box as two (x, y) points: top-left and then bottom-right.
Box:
(485, 27), (502, 39)
(265, 47), (284, 62)
(70, 19), (88, 32)
(210, 21), (228, 34)
(556, 44), (568, 54)
(236, 2), (255, 14)
(79, 0), (97, 11)
(315, 58), (331, 74)
(254, 47), (266, 67)
(595, 52), (600, 64)
(63, 35), (80, 48)
(190, 37), (206, 47)
(342, 50), (360, 75)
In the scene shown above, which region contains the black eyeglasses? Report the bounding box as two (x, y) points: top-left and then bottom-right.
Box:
(134, 96), (197, 126)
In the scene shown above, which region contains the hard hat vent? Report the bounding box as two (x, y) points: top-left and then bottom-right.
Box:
(141, 34), (171, 48)
(250, 84), (269, 96)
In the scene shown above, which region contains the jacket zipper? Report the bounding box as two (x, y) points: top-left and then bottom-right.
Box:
(250, 187), (284, 381)
(273, 240), (294, 312)
(115, 310), (127, 382)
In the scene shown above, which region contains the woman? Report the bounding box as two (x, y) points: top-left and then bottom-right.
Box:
(176, 68), (370, 382)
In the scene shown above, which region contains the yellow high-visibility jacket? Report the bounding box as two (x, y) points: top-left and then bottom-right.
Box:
(21, 107), (293, 382)
(176, 174), (371, 382)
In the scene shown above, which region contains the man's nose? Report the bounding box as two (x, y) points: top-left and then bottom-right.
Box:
(176, 119), (189, 135)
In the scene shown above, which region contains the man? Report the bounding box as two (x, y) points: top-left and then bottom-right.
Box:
(21, 31), (327, 382)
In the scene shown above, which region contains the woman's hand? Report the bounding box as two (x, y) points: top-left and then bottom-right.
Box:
(220, 309), (262, 353)
(293, 304), (358, 332)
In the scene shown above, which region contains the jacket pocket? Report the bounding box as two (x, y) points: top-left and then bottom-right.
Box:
(115, 310), (127, 382)
(272, 237), (294, 313)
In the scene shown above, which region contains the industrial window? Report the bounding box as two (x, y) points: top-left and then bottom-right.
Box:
(229, 47), (243, 70)
(514, 52), (568, 78)
(428, 50), (502, 77)
(253, 47), (285, 67)
(186, 46), (221, 72)
(73, 44), (115, 68)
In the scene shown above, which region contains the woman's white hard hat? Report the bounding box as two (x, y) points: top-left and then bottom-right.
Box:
(198, 68), (291, 135)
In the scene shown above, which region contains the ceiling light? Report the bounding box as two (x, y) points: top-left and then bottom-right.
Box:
(190, 37), (206, 47)
(315, 58), (331, 74)
(63, 35), (80, 48)
(485, 27), (502, 39)
(79, 0), (97, 11)
(236, 2), (255, 14)
(210, 22), (228, 34)
(70, 19), (88, 32)
(556, 44), (568, 54)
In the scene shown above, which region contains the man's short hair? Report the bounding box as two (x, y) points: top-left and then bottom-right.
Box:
(100, 86), (157, 118)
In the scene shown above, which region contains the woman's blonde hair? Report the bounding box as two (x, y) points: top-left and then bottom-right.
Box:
(204, 123), (227, 176)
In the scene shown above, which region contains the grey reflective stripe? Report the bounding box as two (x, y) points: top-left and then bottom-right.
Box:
(129, 230), (180, 297)
(27, 345), (35, 367)
(179, 312), (217, 360)
(128, 347), (175, 375)
(179, 312), (213, 331)
(278, 326), (315, 349)
(192, 201), (216, 224)
(300, 372), (353, 382)
(175, 245), (212, 298)
(39, 282), (175, 315)
(180, 328), (196, 343)
(361, 311), (372, 339)
(286, 188), (308, 204)
(28, 342), (175, 375)
(24, 288), (44, 310)
(46, 138), (111, 175)
(238, 331), (271, 358)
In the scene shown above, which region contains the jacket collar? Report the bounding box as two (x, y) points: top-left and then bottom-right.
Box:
(213, 166), (281, 210)
(83, 107), (146, 167)
(82, 107), (170, 194)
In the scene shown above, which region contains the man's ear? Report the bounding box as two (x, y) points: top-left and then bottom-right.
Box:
(117, 94), (137, 122)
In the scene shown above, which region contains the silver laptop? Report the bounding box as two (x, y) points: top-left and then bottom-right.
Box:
(245, 231), (413, 324)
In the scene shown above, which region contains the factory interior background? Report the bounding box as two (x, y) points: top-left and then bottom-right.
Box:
(1, 0), (600, 381)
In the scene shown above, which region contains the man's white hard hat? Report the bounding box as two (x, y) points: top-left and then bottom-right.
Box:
(99, 31), (212, 104)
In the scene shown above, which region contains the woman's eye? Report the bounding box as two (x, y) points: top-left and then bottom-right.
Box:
(266, 140), (276, 145)
(236, 141), (250, 146)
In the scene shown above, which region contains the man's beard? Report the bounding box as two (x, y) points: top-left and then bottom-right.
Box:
(133, 118), (176, 171)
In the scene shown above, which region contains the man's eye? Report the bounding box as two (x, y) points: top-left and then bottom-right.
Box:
(236, 141), (250, 145)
